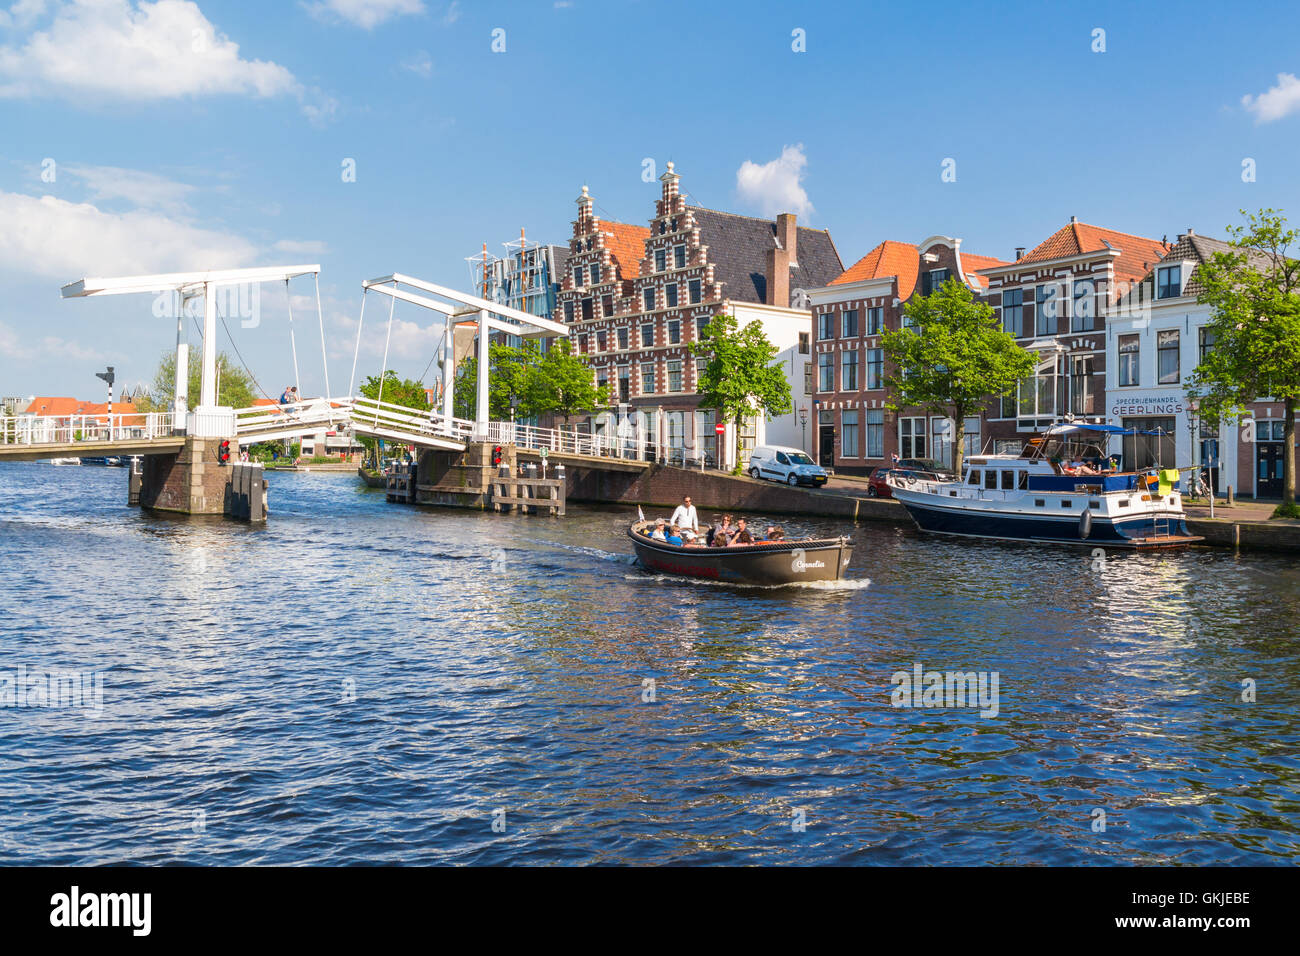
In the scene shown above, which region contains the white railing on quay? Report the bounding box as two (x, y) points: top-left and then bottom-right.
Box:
(478, 420), (664, 464)
(0, 412), (176, 447)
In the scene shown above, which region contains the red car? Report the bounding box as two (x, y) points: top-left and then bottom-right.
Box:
(866, 468), (895, 498)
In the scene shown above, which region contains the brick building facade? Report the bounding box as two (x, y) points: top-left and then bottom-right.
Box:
(554, 163), (842, 467)
(805, 236), (1006, 475)
(980, 218), (1169, 451)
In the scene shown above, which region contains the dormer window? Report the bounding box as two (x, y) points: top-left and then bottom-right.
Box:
(1157, 265), (1181, 299)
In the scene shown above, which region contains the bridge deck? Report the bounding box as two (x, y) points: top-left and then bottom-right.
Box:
(0, 437), (186, 462)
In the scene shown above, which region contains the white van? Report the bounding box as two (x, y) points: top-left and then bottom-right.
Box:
(747, 445), (828, 487)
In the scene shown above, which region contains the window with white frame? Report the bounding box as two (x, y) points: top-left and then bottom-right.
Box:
(1118, 334), (1140, 387)
(667, 359), (682, 392)
(867, 306), (883, 335)
(817, 313), (834, 340)
(817, 352), (834, 392)
(841, 410), (859, 457)
(841, 309), (859, 337)
(899, 417), (927, 459)
(642, 287), (655, 312)
(866, 348), (883, 389)
(841, 349), (858, 390)
(674, 245), (686, 269)
(1157, 265), (1181, 299)
(1071, 280), (1095, 332)
(665, 283), (678, 308)
(1157, 329), (1180, 384)
(865, 408), (884, 458)
(654, 248), (667, 272)
(640, 361), (656, 395)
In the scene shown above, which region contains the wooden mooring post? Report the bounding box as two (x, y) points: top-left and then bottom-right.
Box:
(386, 462), (418, 503)
(491, 461), (565, 516)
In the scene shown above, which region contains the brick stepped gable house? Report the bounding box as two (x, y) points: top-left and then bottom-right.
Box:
(554, 162), (843, 468)
(1108, 230), (1295, 499)
(979, 217), (1169, 453)
(805, 236), (1007, 475)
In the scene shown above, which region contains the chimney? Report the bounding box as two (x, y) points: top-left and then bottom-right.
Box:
(1187, 227), (1195, 236)
(1070, 215), (1078, 223)
(767, 213), (797, 306)
(1014, 247), (1025, 261)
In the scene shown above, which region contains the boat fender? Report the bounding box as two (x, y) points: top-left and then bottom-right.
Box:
(1079, 509), (1092, 539)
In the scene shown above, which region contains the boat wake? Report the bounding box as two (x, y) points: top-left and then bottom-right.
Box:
(623, 571), (871, 591)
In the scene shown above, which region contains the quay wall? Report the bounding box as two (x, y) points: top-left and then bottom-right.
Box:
(394, 448), (1300, 554)
(563, 462), (901, 522)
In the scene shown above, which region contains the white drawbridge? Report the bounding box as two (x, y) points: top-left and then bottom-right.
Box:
(58, 267), (571, 454)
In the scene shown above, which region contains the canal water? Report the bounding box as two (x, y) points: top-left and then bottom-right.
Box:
(0, 461), (1297, 865)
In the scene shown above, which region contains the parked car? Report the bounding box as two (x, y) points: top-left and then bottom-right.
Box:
(747, 445), (828, 486)
(866, 468), (896, 497)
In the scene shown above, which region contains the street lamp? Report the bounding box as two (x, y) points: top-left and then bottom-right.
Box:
(509, 392), (519, 445)
(799, 404), (809, 455)
(95, 366), (115, 439)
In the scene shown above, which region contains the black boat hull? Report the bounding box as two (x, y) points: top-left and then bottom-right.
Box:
(627, 523), (853, 584)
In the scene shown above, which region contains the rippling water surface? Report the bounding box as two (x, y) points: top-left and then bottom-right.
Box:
(1, 461), (1298, 865)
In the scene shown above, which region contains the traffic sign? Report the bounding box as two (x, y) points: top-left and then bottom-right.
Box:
(715, 423), (725, 435)
(540, 447), (549, 458)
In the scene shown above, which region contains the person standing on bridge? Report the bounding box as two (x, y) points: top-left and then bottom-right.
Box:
(670, 496), (698, 536)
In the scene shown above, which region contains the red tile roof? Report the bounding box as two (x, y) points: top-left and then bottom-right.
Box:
(831, 240), (920, 297)
(602, 221), (651, 279)
(1017, 221), (1169, 285)
(958, 252), (1009, 289)
(24, 397), (139, 417)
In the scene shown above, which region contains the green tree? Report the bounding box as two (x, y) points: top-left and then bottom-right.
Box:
(533, 339), (609, 430)
(1189, 208), (1300, 516)
(142, 350), (257, 412)
(881, 278), (1035, 476)
(689, 313), (791, 474)
(358, 371), (429, 463)
(452, 341), (547, 421)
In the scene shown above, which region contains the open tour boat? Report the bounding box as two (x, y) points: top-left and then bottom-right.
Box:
(887, 423), (1203, 549)
(628, 520), (854, 585)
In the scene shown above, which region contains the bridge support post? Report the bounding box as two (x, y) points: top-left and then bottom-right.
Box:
(136, 436), (249, 516)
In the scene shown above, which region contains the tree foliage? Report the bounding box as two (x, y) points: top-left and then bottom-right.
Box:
(881, 278), (1035, 475)
(453, 338), (608, 425)
(1188, 208), (1300, 514)
(142, 350), (257, 412)
(689, 313), (791, 473)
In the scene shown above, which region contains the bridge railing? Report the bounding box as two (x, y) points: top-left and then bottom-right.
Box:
(0, 412), (175, 447)
(232, 398), (351, 440)
(349, 396), (476, 444)
(479, 420), (662, 463)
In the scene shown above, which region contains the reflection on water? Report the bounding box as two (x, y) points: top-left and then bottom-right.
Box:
(0, 461), (1297, 865)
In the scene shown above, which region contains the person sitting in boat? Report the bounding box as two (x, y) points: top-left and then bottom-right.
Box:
(1076, 460), (1100, 476)
(650, 519), (668, 541)
(764, 525), (785, 542)
(732, 518), (754, 545)
(665, 524), (684, 546)
(712, 514), (735, 546)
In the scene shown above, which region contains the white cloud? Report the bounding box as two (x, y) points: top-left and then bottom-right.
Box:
(1242, 72), (1300, 123)
(442, 0), (458, 25)
(0, 321), (106, 363)
(402, 49), (432, 78)
(0, 190), (258, 278)
(0, 0), (49, 29)
(0, 0), (299, 101)
(306, 0), (424, 29)
(274, 239), (329, 256)
(63, 164), (196, 215)
(554, 1), (572, 8)
(735, 144), (814, 219)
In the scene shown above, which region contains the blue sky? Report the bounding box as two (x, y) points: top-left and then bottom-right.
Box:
(2, 0), (1299, 401)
